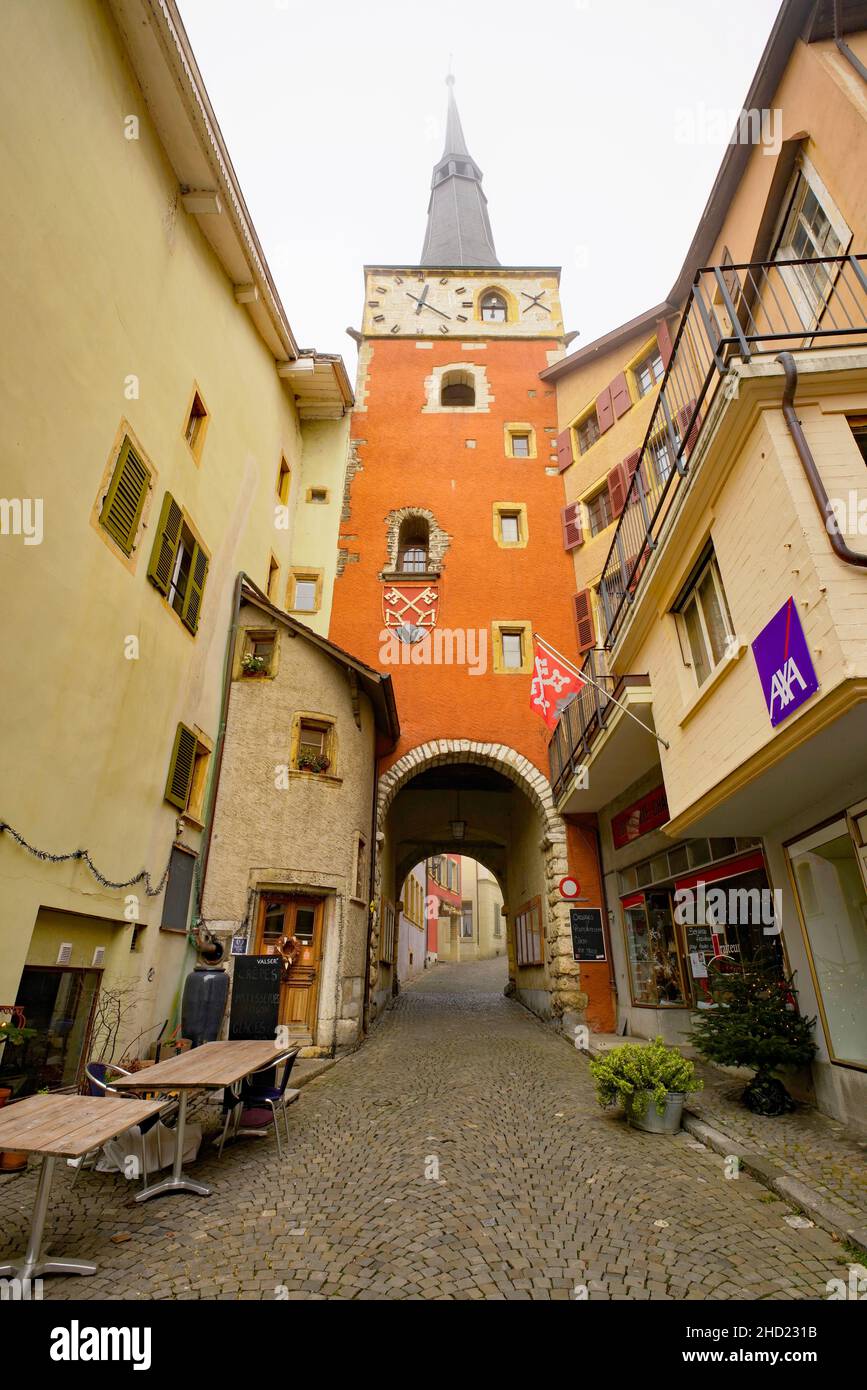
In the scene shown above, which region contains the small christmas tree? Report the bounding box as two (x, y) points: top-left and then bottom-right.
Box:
(688, 954), (817, 1115)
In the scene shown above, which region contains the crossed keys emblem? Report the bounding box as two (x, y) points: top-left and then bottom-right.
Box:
(382, 584), (439, 644)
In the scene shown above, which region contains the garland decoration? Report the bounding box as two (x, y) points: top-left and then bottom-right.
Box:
(0, 820), (175, 897)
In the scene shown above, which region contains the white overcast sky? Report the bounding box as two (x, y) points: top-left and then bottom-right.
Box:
(177, 0), (782, 371)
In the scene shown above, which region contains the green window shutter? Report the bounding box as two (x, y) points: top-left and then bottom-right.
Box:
(147, 493), (183, 596)
(165, 723), (197, 810)
(99, 437), (150, 555)
(181, 542), (209, 634)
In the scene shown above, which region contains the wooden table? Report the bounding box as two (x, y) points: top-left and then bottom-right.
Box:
(113, 1040), (289, 1202)
(0, 1093), (164, 1281)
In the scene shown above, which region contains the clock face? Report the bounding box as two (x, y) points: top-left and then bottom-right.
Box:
(363, 274), (560, 337)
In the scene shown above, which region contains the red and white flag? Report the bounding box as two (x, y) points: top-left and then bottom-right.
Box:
(530, 635), (585, 730)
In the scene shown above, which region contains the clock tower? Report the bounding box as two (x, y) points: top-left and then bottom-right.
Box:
(329, 79), (613, 1034)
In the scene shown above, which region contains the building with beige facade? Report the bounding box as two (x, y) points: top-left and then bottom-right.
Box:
(0, 0), (352, 1092)
(199, 582), (398, 1051)
(545, 0), (867, 1129)
(433, 858), (506, 964)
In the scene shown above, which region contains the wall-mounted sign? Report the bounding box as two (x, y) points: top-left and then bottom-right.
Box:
(559, 875), (581, 899)
(611, 785), (669, 850)
(230, 936), (249, 956)
(569, 908), (606, 962)
(752, 596), (819, 728)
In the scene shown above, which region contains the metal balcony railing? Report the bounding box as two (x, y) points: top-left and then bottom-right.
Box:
(599, 252), (867, 648)
(548, 649), (650, 802)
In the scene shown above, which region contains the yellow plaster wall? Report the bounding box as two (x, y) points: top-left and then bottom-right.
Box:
(0, 0), (341, 1046)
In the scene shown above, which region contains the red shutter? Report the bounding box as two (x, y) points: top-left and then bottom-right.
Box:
(610, 371), (632, 419)
(677, 399), (701, 454)
(656, 317), (674, 368)
(596, 386), (614, 434)
(607, 462), (626, 518)
(561, 502), (584, 551)
(573, 590), (595, 653)
(621, 449), (642, 497)
(556, 428), (574, 473)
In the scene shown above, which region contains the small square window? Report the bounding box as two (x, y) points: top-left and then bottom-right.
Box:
(501, 632), (523, 668)
(634, 350), (664, 398)
(511, 434), (530, 457)
(294, 580), (317, 611)
(586, 488), (612, 538)
(294, 717), (333, 774)
(184, 390), (209, 459)
(307, 487), (329, 504)
(500, 513), (520, 544)
(576, 413), (600, 455)
(241, 628), (276, 677)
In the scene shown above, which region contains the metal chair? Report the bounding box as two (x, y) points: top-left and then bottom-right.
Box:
(216, 1049), (299, 1159)
(72, 1063), (177, 1191)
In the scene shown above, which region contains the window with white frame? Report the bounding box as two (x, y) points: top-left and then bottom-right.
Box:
(586, 487), (612, 537)
(773, 156), (851, 324)
(633, 348), (663, 398)
(674, 550), (734, 689)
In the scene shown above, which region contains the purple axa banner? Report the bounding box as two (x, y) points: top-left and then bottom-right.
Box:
(751, 596), (819, 728)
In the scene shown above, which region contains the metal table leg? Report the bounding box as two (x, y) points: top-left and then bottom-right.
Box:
(134, 1091), (210, 1201)
(0, 1155), (96, 1280)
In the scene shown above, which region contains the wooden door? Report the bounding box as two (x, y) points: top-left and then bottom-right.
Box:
(256, 895), (324, 1034)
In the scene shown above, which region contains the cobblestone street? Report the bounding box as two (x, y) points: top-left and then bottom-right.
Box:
(0, 960), (855, 1301)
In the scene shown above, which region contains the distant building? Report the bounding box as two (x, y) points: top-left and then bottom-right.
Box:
(397, 864), (427, 983)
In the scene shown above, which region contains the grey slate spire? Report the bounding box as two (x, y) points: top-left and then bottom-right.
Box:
(420, 76), (499, 268)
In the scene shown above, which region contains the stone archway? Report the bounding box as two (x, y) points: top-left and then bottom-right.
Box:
(369, 740), (588, 1025)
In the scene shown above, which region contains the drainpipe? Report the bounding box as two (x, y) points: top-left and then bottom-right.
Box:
(362, 754), (379, 1037)
(197, 570), (246, 904)
(776, 353), (867, 569)
(834, 1), (867, 85)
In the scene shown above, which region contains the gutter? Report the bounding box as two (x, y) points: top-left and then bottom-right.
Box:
(196, 569), (245, 910)
(776, 352), (867, 568)
(834, 0), (867, 83)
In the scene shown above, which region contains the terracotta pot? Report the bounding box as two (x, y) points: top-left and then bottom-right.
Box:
(0, 1086), (28, 1171)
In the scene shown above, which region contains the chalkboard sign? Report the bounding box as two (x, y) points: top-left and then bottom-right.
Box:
(229, 955), (281, 1041)
(569, 907), (606, 962)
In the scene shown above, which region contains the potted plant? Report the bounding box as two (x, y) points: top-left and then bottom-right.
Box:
(297, 751), (330, 774)
(241, 653), (267, 676)
(589, 1036), (702, 1134)
(0, 1018), (37, 1172)
(688, 955), (816, 1115)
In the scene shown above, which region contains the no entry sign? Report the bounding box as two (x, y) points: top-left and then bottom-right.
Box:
(751, 596), (819, 728)
(559, 876), (581, 899)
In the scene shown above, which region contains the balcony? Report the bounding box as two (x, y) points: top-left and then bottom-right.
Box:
(599, 252), (867, 648)
(548, 650), (655, 812)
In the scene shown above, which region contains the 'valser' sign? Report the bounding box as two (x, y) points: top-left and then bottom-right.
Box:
(751, 596), (818, 728)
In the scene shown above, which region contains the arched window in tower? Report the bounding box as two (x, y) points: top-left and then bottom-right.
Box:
(440, 369), (476, 407)
(398, 517), (430, 573)
(480, 290), (507, 323)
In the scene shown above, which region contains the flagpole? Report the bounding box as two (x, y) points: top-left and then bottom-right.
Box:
(533, 634), (670, 751)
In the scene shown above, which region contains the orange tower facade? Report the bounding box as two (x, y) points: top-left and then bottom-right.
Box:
(329, 79), (615, 1031)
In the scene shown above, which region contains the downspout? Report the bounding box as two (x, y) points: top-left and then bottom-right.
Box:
(776, 353), (867, 568)
(834, 1), (867, 85)
(590, 822), (618, 1006)
(362, 749), (379, 1037)
(165, 569), (245, 1039)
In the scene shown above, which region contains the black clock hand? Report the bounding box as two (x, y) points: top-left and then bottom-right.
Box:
(406, 290), (452, 319)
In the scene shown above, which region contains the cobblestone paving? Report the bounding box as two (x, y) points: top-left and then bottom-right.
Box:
(0, 959), (854, 1301)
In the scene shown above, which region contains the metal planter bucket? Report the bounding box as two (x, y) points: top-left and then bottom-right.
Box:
(624, 1090), (685, 1135)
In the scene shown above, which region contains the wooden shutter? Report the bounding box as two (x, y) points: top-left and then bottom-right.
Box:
(607, 462), (627, 517)
(165, 722), (197, 810)
(621, 449), (642, 497)
(596, 386), (614, 434)
(677, 399), (701, 455)
(573, 589), (595, 653)
(147, 493), (183, 596)
(99, 437), (149, 555)
(610, 371), (632, 419)
(181, 543), (209, 634)
(656, 317), (674, 368)
(556, 428), (574, 473)
(561, 502), (584, 551)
